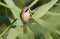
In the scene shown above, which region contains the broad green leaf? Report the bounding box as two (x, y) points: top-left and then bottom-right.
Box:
(7, 28), (18, 39)
(32, 18), (58, 32)
(49, 4), (60, 13)
(17, 28), (25, 39)
(13, 0), (25, 8)
(17, 27), (34, 39)
(0, 0), (60, 39)
(32, 0), (58, 19)
(28, 18), (53, 39)
(32, 10), (60, 16)
(40, 30), (53, 39)
(0, 38), (2, 39)
(32, 18), (51, 27)
(41, 15), (60, 27)
(4, 0), (23, 26)
(28, 19), (44, 39)
(55, 30), (60, 35)
(45, 11), (60, 16)
(55, 4), (60, 6)
(25, 27), (34, 39)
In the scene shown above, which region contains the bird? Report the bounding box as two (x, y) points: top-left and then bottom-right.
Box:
(20, 6), (30, 33)
(20, 6), (30, 22)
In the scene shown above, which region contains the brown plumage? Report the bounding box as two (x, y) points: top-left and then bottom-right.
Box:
(20, 6), (30, 22)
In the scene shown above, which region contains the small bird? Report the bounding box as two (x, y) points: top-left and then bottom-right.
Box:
(20, 6), (30, 22)
(20, 6), (30, 33)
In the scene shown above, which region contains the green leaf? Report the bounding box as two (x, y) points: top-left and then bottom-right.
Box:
(32, 18), (58, 32)
(17, 27), (34, 39)
(28, 18), (53, 39)
(17, 28), (25, 39)
(0, 0), (60, 39)
(40, 30), (53, 39)
(25, 27), (34, 39)
(32, 0), (58, 19)
(55, 29), (60, 35)
(4, 0), (23, 26)
(32, 18), (51, 27)
(7, 28), (18, 39)
(45, 11), (60, 16)
(0, 38), (2, 39)
(0, 2), (20, 12)
(55, 3), (60, 6)
(13, 0), (25, 8)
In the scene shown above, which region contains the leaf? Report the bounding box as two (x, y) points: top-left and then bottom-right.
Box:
(0, 2), (20, 12)
(32, 18), (51, 27)
(17, 27), (34, 39)
(55, 29), (60, 35)
(16, 28), (25, 39)
(0, 0), (60, 39)
(7, 28), (18, 39)
(45, 11), (60, 16)
(32, 0), (58, 19)
(32, 18), (58, 32)
(55, 3), (60, 6)
(28, 18), (53, 39)
(0, 38), (2, 39)
(4, 0), (23, 26)
(25, 27), (34, 39)
(13, 0), (25, 8)
(40, 30), (53, 39)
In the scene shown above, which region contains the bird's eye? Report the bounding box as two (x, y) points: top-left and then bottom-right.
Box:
(25, 9), (29, 12)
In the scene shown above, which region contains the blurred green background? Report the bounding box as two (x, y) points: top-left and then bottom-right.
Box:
(0, 0), (60, 39)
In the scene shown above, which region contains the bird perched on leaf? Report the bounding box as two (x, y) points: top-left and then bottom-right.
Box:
(20, 6), (30, 33)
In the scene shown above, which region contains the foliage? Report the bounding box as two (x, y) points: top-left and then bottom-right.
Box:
(0, 0), (60, 39)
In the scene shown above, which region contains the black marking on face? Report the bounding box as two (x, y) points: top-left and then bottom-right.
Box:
(25, 8), (29, 12)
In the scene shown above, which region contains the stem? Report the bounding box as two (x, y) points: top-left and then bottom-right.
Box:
(0, 26), (10, 37)
(0, 19), (17, 37)
(29, 0), (39, 7)
(23, 22), (28, 34)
